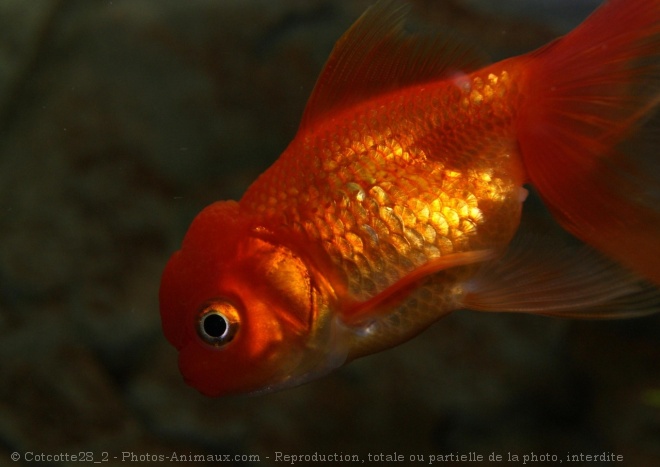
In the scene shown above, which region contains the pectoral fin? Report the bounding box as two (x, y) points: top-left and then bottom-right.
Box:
(342, 249), (495, 325)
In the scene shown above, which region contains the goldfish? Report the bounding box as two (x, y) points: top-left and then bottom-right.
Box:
(160, 0), (660, 396)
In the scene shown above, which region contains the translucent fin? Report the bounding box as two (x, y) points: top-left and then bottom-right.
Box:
(517, 0), (660, 285)
(463, 225), (660, 319)
(343, 249), (495, 325)
(299, 0), (486, 132)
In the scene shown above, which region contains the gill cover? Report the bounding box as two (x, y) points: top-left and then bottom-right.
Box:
(159, 201), (347, 396)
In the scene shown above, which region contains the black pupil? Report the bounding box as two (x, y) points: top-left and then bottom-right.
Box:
(203, 313), (228, 338)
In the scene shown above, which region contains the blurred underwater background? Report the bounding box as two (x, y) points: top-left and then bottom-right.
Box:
(0, 0), (658, 465)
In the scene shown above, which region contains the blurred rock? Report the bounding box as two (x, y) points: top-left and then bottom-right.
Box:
(0, 311), (139, 453)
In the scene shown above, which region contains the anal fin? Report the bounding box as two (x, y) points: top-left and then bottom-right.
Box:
(462, 223), (660, 319)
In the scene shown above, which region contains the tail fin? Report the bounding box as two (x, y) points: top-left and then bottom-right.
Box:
(518, 0), (660, 285)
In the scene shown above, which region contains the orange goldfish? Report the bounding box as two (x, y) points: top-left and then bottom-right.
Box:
(160, 0), (660, 396)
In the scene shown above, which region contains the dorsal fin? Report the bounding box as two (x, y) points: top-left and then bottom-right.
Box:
(299, 0), (487, 132)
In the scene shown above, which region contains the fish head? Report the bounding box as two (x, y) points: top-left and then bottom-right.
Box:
(159, 201), (348, 396)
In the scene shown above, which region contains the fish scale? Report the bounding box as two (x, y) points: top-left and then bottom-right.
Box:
(242, 68), (523, 306)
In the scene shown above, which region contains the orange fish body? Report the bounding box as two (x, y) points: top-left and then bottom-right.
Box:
(160, 0), (660, 396)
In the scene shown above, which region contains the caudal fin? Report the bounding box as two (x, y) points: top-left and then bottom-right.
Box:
(518, 0), (660, 284)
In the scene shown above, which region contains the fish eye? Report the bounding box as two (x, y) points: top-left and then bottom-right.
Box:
(196, 302), (239, 347)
